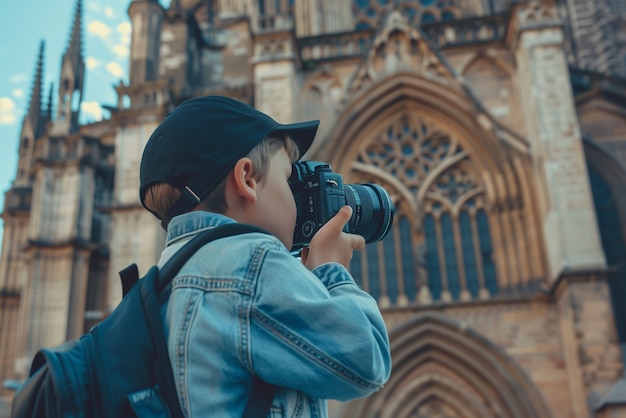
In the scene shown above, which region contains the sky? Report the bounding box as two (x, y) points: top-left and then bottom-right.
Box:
(0, 0), (170, 252)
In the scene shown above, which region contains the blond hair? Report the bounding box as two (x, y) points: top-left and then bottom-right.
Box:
(143, 135), (300, 221)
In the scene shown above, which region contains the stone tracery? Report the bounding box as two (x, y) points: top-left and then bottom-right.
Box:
(348, 111), (495, 305)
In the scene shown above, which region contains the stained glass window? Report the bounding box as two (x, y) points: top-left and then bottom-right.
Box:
(424, 214), (442, 300)
(461, 211), (479, 298)
(477, 209), (498, 296)
(347, 113), (500, 306)
(400, 217), (418, 300)
(353, 0), (460, 29)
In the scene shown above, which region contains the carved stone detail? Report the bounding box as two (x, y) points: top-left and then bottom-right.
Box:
(352, 112), (482, 219)
(348, 10), (455, 96)
(516, 1), (560, 30)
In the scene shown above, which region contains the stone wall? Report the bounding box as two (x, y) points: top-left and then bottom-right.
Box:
(375, 275), (623, 418)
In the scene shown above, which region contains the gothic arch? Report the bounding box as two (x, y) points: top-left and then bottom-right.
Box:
(584, 139), (626, 256)
(323, 72), (523, 183)
(583, 137), (626, 362)
(577, 94), (626, 247)
(577, 98), (626, 141)
(324, 73), (547, 305)
(339, 313), (553, 418)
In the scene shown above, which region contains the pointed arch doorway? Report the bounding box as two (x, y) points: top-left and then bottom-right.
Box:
(334, 313), (553, 418)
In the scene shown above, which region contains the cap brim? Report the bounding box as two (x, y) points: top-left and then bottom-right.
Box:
(273, 120), (319, 158)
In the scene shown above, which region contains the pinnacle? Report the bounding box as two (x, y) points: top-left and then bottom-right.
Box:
(26, 41), (45, 132)
(66, 0), (84, 59)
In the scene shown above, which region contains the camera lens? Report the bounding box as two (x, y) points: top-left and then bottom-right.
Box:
(343, 183), (394, 243)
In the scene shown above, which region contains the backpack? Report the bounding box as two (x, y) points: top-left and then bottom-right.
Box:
(11, 223), (276, 418)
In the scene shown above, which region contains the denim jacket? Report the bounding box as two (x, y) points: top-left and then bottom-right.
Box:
(158, 211), (391, 417)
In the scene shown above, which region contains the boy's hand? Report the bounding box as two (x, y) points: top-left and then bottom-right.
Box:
(301, 206), (366, 270)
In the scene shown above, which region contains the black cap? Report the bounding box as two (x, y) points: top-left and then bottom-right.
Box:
(140, 95), (319, 221)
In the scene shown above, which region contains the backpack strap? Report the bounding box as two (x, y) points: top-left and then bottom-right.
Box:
(119, 263), (139, 297)
(156, 223), (268, 293)
(246, 375), (277, 418)
(151, 223), (277, 418)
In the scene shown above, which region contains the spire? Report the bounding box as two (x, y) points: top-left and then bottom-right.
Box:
(26, 41), (45, 137)
(52, 0), (85, 134)
(46, 82), (54, 123)
(67, 0), (83, 61)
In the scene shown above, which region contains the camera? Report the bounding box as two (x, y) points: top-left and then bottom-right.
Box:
(289, 161), (394, 251)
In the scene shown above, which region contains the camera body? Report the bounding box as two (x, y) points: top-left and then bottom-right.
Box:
(290, 161), (346, 250)
(289, 161), (394, 251)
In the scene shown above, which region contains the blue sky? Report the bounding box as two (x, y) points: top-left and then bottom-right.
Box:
(0, 0), (169, 251)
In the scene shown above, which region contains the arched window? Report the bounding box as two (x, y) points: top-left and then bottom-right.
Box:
(420, 12), (436, 24)
(348, 113), (498, 306)
(353, 0), (463, 29)
(256, 0), (293, 16)
(441, 9), (457, 21)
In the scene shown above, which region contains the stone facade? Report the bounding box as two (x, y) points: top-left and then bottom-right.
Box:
(1, 0), (625, 416)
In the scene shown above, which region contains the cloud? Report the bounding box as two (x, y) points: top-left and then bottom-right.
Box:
(0, 113), (16, 125)
(117, 22), (131, 37)
(112, 45), (129, 58)
(104, 7), (115, 18)
(0, 97), (17, 125)
(9, 74), (27, 84)
(12, 89), (24, 99)
(86, 57), (100, 69)
(81, 101), (103, 121)
(86, 19), (131, 66)
(86, 1), (101, 14)
(87, 20), (112, 40)
(0, 97), (16, 111)
(106, 62), (124, 78)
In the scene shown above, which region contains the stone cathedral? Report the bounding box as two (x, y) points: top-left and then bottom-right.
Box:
(1, 0), (626, 416)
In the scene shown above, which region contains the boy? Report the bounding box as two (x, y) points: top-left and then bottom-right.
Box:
(139, 95), (391, 417)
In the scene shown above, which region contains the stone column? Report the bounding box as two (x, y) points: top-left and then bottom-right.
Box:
(513, 1), (606, 280)
(253, 32), (300, 125)
(107, 121), (164, 311)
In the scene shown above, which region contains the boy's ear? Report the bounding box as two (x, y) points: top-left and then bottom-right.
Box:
(232, 157), (257, 203)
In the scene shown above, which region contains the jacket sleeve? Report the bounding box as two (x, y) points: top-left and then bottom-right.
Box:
(248, 243), (392, 401)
